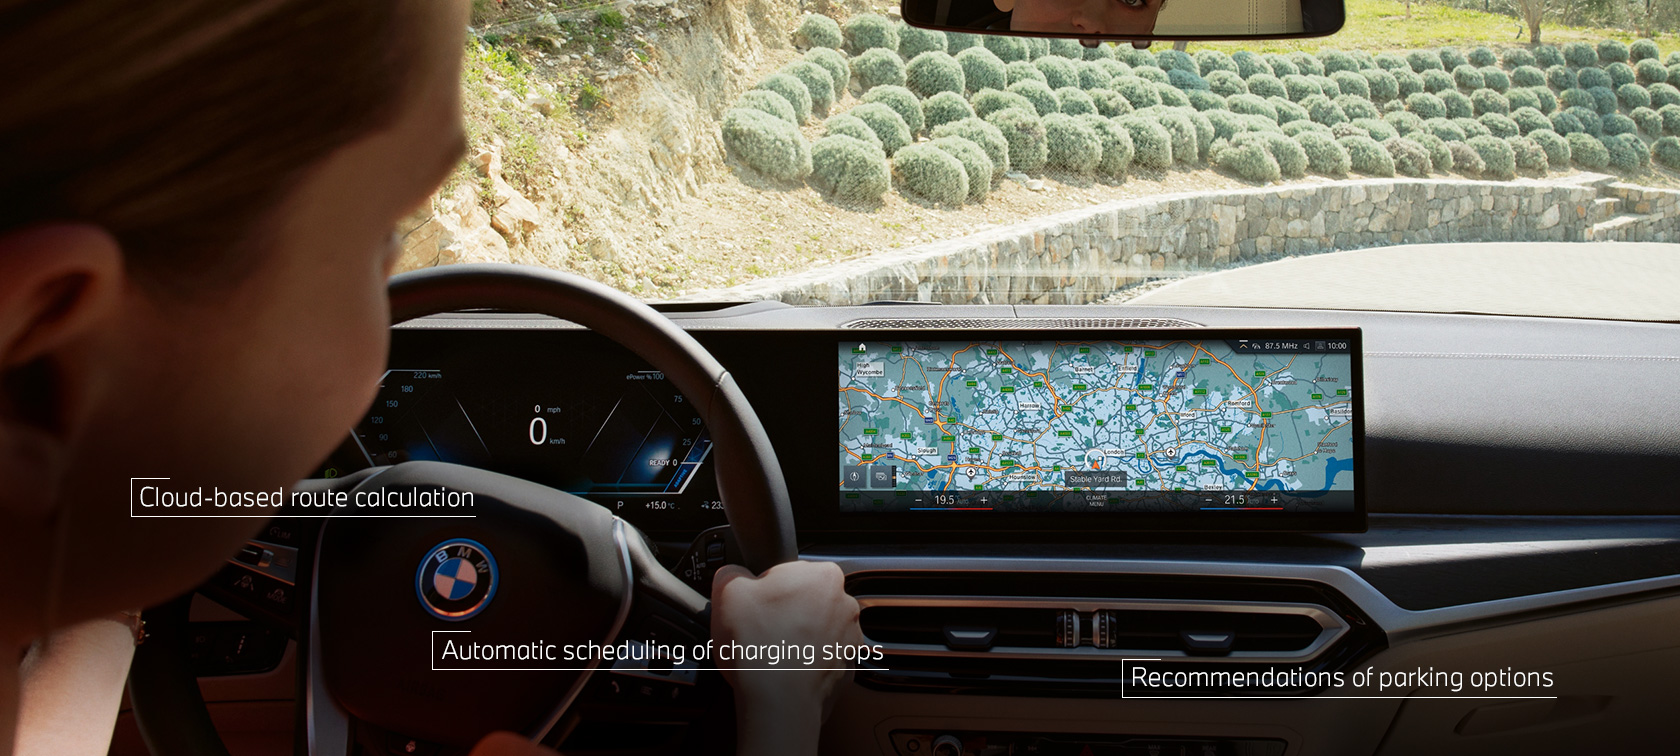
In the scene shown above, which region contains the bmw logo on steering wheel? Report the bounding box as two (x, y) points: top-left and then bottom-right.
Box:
(415, 539), (499, 621)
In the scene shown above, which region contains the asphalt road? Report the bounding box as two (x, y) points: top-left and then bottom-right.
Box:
(1128, 241), (1680, 322)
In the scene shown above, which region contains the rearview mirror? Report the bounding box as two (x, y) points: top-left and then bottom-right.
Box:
(900, 0), (1343, 41)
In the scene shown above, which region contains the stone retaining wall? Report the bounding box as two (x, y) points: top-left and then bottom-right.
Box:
(683, 174), (1680, 306)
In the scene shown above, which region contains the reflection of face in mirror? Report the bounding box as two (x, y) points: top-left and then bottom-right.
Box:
(1005, 0), (1165, 36)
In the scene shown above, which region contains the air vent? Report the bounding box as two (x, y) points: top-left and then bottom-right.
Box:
(840, 317), (1201, 329)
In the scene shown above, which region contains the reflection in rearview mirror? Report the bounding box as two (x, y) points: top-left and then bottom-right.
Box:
(901, 0), (1344, 41)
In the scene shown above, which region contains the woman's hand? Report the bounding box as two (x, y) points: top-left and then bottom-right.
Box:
(710, 560), (863, 756)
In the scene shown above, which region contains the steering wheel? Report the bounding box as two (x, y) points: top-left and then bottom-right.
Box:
(128, 264), (799, 754)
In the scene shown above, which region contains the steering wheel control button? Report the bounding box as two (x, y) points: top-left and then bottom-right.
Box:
(415, 538), (499, 621)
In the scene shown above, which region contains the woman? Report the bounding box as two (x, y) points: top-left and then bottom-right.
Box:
(0, 1), (857, 754)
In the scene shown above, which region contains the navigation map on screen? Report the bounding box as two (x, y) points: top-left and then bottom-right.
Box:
(837, 337), (1356, 514)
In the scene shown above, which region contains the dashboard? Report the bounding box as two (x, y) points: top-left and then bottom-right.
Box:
(321, 326), (1367, 535)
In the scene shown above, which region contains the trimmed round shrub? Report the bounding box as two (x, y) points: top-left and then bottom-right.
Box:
(1376, 52), (1410, 71)
(1006, 60), (1047, 86)
(1187, 89), (1228, 112)
(1083, 42), (1115, 61)
(986, 107), (1047, 172)
(1115, 115), (1173, 169)
(1448, 141), (1484, 174)
(824, 113), (884, 152)
(1118, 46), (1153, 68)
(1426, 117), (1467, 143)
(1589, 86), (1619, 115)
(946, 32), (981, 53)
(1601, 112), (1637, 136)
(892, 143), (967, 204)
(983, 35), (1029, 63)
(1213, 137), (1280, 182)
(1618, 82), (1652, 110)
(1294, 130), (1350, 174)
(1564, 42), (1597, 68)
(1269, 96), (1309, 124)
(1291, 51), (1325, 76)
(1507, 135), (1549, 173)
(1604, 131), (1645, 173)
(1653, 84), (1680, 108)
(1247, 74), (1286, 99)
(739, 89), (796, 123)
(1361, 68), (1399, 102)
(1511, 65), (1546, 88)
(1033, 56), (1079, 89)
(1547, 65), (1576, 90)
(1565, 106), (1600, 135)
(1303, 94), (1347, 125)
(1354, 117), (1400, 141)
(794, 14), (842, 50)
(1153, 109), (1200, 163)
(1653, 136), (1680, 169)
(907, 52), (965, 98)
(1632, 105), (1661, 136)
(1507, 87), (1540, 112)
(863, 85), (924, 134)
(1331, 70), (1370, 99)
(1532, 86), (1562, 114)
(1133, 65), (1169, 84)
(1234, 51), (1273, 78)
(1090, 88), (1133, 117)
(806, 48), (851, 95)
(1337, 94), (1381, 120)
(972, 88), (1036, 119)
(1077, 114), (1134, 178)
(1156, 82), (1190, 108)
(1408, 49), (1444, 73)
(1282, 119), (1330, 137)
(1441, 90), (1474, 119)
(1312, 74), (1342, 97)
(923, 91), (975, 130)
(1619, 132), (1651, 171)
(1414, 131), (1453, 171)
(1207, 70), (1248, 97)
(1195, 49), (1237, 76)
(1024, 39), (1049, 60)
(1228, 93), (1278, 122)
(757, 73), (812, 123)
(1169, 68), (1210, 92)
(1385, 109), (1425, 135)
(1534, 45), (1565, 68)
(1440, 47), (1468, 71)
(1631, 39), (1661, 62)
(1383, 99), (1406, 114)
(1341, 134), (1394, 175)
(783, 61), (835, 115)
(1467, 134), (1516, 179)
(1407, 92), (1447, 120)
(1041, 113), (1102, 172)
(1512, 106), (1551, 135)
(1560, 88), (1596, 111)
(1501, 47), (1537, 69)
(1113, 76), (1162, 109)
(1578, 67), (1612, 90)
(1481, 67), (1510, 92)
(1529, 128), (1571, 167)
(842, 14), (897, 56)
(1472, 89), (1510, 116)
(851, 48), (907, 93)
(1056, 87), (1096, 115)
(1183, 108), (1216, 156)
(1048, 38), (1084, 59)
(722, 107), (811, 180)
(1637, 59), (1668, 85)
(931, 117), (1009, 180)
(897, 25), (947, 60)
(1260, 53), (1295, 77)
(1567, 132), (1610, 169)
(1453, 65), (1485, 91)
(1079, 62), (1113, 89)
(1394, 69), (1425, 98)
(1320, 49), (1358, 74)
(1422, 69), (1456, 93)
(1156, 49), (1197, 73)
(1333, 122), (1371, 140)
(1283, 74), (1320, 101)
(1608, 61), (1637, 88)
(930, 136), (993, 200)
(810, 135), (889, 201)
(1007, 80), (1060, 116)
(1449, 116), (1489, 138)
(1244, 131), (1308, 177)
(1664, 104), (1680, 135)
(1598, 39), (1629, 65)
(1384, 136), (1432, 176)
(850, 102), (912, 155)
(1468, 46), (1497, 67)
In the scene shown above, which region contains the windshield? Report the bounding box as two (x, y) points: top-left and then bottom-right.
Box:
(395, 0), (1680, 321)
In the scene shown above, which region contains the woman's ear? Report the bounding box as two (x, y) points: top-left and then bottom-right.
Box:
(0, 224), (124, 517)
